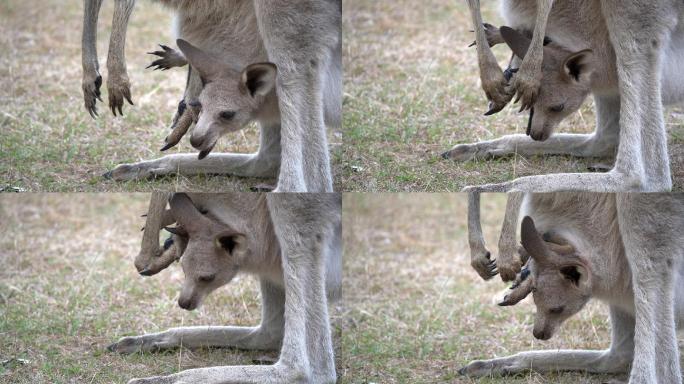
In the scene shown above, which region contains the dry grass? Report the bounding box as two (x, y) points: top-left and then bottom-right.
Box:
(340, 193), (683, 383)
(0, 0), (343, 192)
(341, 0), (684, 191)
(0, 194), (342, 383)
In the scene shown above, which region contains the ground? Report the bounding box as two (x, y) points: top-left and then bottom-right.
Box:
(341, 0), (684, 192)
(0, 0), (343, 192)
(0, 194), (343, 383)
(340, 193), (684, 383)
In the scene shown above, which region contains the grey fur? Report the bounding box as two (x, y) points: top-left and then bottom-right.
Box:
(83, 0), (341, 192)
(463, 192), (684, 383)
(451, 0), (684, 193)
(109, 192), (342, 384)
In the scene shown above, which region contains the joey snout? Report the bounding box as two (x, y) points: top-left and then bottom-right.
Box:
(532, 318), (556, 340)
(189, 132), (205, 149)
(178, 296), (197, 310)
(533, 327), (552, 340)
(178, 283), (203, 311)
(178, 292), (199, 311)
(527, 109), (553, 142)
(529, 129), (550, 142)
(189, 130), (218, 160)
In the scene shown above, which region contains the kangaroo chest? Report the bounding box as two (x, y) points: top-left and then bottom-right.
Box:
(172, 0), (267, 68)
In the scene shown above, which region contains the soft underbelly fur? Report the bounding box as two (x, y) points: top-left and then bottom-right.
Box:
(169, 0), (340, 128)
(172, 1), (266, 68)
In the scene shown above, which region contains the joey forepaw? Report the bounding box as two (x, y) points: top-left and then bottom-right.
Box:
(147, 44), (187, 71)
(508, 64), (542, 112)
(107, 71), (134, 116)
(83, 69), (103, 118)
(470, 250), (498, 280)
(480, 63), (514, 115)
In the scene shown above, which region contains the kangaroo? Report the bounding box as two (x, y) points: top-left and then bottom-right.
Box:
(104, 40), (286, 181)
(82, 0), (341, 192)
(463, 192), (684, 383)
(109, 192), (342, 384)
(454, 0), (684, 193)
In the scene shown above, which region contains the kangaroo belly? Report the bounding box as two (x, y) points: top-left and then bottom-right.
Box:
(173, 1), (266, 69)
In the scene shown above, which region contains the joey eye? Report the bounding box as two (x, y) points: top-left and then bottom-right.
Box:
(219, 110), (236, 120)
(549, 104), (565, 113)
(549, 306), (565, 315)
(218, 236), (238, 253)
(198, 274), (216, 283)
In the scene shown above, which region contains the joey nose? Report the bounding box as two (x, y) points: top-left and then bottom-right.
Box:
(178, 297), (194, 310)
(533, 329), (551, 340)
(190, 134), (204, 150)
(530, 130), (547, 142)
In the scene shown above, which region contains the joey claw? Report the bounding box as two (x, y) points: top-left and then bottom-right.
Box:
(484, 101), (504, 116)
(470, 23), (503, 48)
(513, 92), (522, 105)
(83, 72), (103, 118)
(163, 106), (194, 151)
(146, 44), (186, 70)
(124, 92), (134, 106)
(481, 74), (514, 116)
(160, 142), (175, 152)
(472, 250), (499, 280)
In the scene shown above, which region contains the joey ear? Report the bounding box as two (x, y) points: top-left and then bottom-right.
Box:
(169, 193), (209, 232)
(559, 264), (590, 289)
(241, 62), (277, 98)
(562, 49), (594, 83)
(177, 39), (224, 84)
(500, 26), (532, 59)
(521, 216), (551, 265)
(215, 233), (247, 258)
